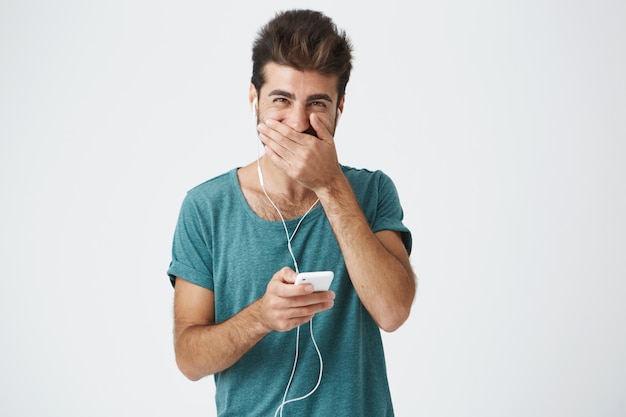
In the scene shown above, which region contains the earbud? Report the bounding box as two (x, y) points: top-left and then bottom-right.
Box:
(251, 98), (258, 117)
(337, 109), (342, 122)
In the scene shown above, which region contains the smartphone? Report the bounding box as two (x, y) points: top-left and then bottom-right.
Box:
(294, 271), (334, 292)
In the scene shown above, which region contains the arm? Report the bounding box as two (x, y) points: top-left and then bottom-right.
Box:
(173, 268), (335, 381)
(260, 115), (416, 332)
(173, 278), (267, 381)
(316, 177), (416, 332)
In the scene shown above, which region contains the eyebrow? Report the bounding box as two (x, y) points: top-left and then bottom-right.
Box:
(268, 90), (334, 104)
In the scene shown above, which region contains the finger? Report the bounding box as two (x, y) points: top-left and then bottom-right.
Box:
(269, 293), (335, 332)
(259, 130), (294, 161)
(272, 267), (297, 284)
(260, 135), (302, 172)
(270, 268), (317, 297)
(264, 119), (319, 147)
(288, 295), (335, 317)
(276, 281), (315, 298)
(296, 290), (335, 303)
(264, 119), (303, 142)
(309, 113), (333, 143)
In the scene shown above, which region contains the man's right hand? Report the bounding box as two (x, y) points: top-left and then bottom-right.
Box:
(259, 267), (335, 332)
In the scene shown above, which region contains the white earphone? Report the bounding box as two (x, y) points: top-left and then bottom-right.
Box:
(251, 98), (258, 116)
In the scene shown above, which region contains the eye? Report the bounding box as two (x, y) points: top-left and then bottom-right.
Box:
(309, 101), (327, 108)
(272, 97), (290, 106)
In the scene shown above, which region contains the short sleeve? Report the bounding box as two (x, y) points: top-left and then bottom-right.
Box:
(166, 192), (214, 290)
(371, 172), (412, 254)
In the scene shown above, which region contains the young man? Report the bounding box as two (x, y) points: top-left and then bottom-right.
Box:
(167, 9), (417, 416)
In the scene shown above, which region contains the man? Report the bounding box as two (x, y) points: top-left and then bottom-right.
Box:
(167, 9), (416, 416)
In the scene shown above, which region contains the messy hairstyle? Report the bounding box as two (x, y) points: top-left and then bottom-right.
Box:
(251, 9), (353, 105)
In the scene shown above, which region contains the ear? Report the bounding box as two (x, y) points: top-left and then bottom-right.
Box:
(337, 96), (345, 117)
(249, 83), (258, 114)
(337, 96), (345, 121)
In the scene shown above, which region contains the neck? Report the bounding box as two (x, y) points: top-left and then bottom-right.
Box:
(256, 157), (319, 221)
(256, 156), (314, 201)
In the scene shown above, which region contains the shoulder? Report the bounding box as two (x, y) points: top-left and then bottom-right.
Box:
(340, 164), (395, 190)
(187, 168), (237, 198)
(180, 168), (242, 209)
(340, 164), (405, 219)
(175, 168), (243, 219)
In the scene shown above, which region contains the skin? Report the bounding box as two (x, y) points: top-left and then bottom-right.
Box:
(173, 62), (417, 381)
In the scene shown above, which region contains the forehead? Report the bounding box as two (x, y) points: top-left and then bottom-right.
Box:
(261, 62), (339, 102)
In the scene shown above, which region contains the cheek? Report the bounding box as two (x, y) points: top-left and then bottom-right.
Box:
(315, 113), (336, 134)
(259, 107), (287, 123)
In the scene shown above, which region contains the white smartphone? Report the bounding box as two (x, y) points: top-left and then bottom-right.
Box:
(294, 271), (334, 292)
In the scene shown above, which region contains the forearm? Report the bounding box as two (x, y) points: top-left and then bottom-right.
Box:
(317, 175), (416, 332)
(175, 300), (269, 380)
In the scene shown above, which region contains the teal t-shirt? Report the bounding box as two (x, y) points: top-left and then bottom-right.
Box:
(167, 165), (411, 416)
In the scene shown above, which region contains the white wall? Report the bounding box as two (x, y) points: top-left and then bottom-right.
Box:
(1, 1), (624, 416)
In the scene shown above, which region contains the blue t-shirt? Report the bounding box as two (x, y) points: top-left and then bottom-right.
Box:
(168, 165), (411, 416)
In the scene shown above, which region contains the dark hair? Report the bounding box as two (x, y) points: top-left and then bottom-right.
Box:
(251, 9), (353, 105)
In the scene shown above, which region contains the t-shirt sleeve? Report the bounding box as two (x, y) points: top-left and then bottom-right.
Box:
(371, 172), (413, 255)
(166, 192), (214, 290)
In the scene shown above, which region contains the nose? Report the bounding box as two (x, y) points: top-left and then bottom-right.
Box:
(284, 104), (311, 133)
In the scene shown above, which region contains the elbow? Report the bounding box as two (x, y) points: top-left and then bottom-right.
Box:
(176, 355), (204, 382)
(378, 280), (416, 333)
(378, 304), (412, 333)
(174, 327), (216, 381)
(175, 342), (213, 381)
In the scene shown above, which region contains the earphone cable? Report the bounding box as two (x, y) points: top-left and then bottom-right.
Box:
(256, 132), (324, 417)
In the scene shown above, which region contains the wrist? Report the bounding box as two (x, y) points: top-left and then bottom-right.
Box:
(315, 171), (350, 203)
(247, 298), (273, 335)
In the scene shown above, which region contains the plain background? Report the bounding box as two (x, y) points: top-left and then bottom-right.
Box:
(1, 0), (625, 416)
